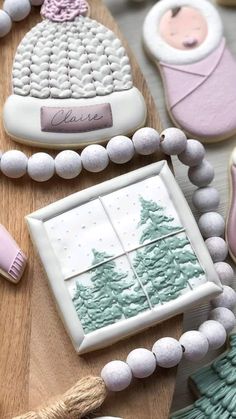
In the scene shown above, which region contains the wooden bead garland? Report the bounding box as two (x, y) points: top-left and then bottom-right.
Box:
(13, 126), (236, 419)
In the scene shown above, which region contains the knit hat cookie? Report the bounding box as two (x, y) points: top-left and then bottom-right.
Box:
(4, 0), (146, 149)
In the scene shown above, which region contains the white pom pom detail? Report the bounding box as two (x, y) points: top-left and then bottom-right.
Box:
(1, 150), (28, 179)
(55, 151), (82, 180)
(212, 286), (236, 310)
(81, 145), (109, 173)
(192, 187), (220, 213)
(198, 212), (225, 239)
(28, 153), (55, 182)
(152, 337), (183, 368)
(126, 348), (156, 378)
(160, 128), (187, 155)
(214, 262), (234, 286)
(209, 307), (236, 333)
(0, 9), (12, 37)
(179, 331), (209, 362)
(107, 136), (134, 164)
(3, 0), (31, 22)
(188, 160), (214, 187)
(198, 320), (226, 350)
(205, 237), (228, 263)
(101, 361), (132, 392)
(132, 127), (160, 155)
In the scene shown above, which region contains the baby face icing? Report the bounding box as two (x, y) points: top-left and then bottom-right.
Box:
(159, 6), (208, 50)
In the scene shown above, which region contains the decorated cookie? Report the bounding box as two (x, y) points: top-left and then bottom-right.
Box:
(3, 0), (146, 149)
(226, 148), (236, 263)
(26, 162), (221, 354)
(0, 224), (27, 284)
(171, 333), (236, 418)
(143, 0), (236, 142)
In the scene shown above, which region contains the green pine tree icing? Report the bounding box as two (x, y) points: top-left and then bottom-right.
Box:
(133, 198), (204, 304)
(72, 196), (205, 333)
(171, 334), (236, 418)
(72, 249), (148, 334)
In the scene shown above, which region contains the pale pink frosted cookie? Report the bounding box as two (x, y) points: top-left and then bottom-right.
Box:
(3, 0), (146, 149)
(226, 148), (236, 263)
(143, 0), (236, 143)
(0, 225), (27, 284)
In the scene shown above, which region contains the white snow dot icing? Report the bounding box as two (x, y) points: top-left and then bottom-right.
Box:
(12, 16), (133, 99)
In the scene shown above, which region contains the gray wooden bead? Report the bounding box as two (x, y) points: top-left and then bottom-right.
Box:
(107, 136), (134, 164)
(132, 127), (160, 155)
(198, 320), (226, 350)
(101, 361), (132, 392)
(81, 145), (109, 173)
(160, 128), (187, 155)
(198, 212), (225, 238)
(205, 237), (228, 262)
(209, 307), (236, 332)
(28, 153), (55, 182)
(3, 0), (31, 22)
(212, 286), (236, 310)
(126, 348), (156, 378)
(152, 337), (183, 368)
(179, 331), (209, 361)
(214, 262), (234, 286)
(55, 150), (82, 179)
(188, 159), (214, 187)
(192, 187), (220, 213)
(1, 150), (28, 178)
(178, 139), (205, 167)
(0, 9), (12, 37)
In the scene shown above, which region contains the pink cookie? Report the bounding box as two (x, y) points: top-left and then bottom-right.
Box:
(0, 225), (27, 284)
(143, 0), (236, 143)
(226, 148), (236, 263)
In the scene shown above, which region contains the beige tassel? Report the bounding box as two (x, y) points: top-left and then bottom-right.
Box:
(13, 376), (107, 419)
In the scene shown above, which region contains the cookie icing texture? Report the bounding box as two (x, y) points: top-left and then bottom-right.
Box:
(41, 0), (89, 22)
(226, 150), (236, 262)
(13, 17), (132, 99)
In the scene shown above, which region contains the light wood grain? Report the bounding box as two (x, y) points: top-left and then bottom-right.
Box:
(0, 2), (182, 418)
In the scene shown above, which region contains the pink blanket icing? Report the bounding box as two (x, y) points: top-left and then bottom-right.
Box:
(161, 39), (236, 141)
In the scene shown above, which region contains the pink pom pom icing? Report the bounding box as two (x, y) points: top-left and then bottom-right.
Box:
(41, 0), (89, 22)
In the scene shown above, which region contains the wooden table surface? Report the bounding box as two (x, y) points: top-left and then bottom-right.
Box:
(0, 1), (182, 418)
(104, 0), (236, 412)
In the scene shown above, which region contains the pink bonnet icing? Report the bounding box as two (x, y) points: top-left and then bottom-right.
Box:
(41, 0), (89, 22)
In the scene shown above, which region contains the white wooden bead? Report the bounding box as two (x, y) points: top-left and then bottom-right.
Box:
(28, 153), (54, 182)
(212, 286), (236, 310)
(192, 187), (220, 213)
(126, 348), (156, 378)
(198, 320), (226, 350)
(179, 331), (209, 361)
(55, 151), (82, 180)
(1, 150), (28, 179)
(81, 145), (109, 173)
(106, 136), (134, 164)
(178, 139), (205, 167)
(214, 262), (234, 286)
(0, 9), (12, 37)
(188, 160), (214, 187)
(132, 127), (160, 155)
(101, 361), (132, 392)
(152, 337), (183, 368)
(205, 237), (228, 262)
(209, 307), (236, 332)
(198, 212), (225, 239)
(160, 128), (187, 155)
(3, 0), (31, 22)
(30, 0), (44, 5)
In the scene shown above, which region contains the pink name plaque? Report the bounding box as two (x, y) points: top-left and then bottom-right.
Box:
(41, 103), (113, 133)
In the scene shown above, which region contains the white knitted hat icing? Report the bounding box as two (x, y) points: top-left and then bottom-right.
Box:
(13, 17), (133, 99)
(4, 12), (146, 149)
